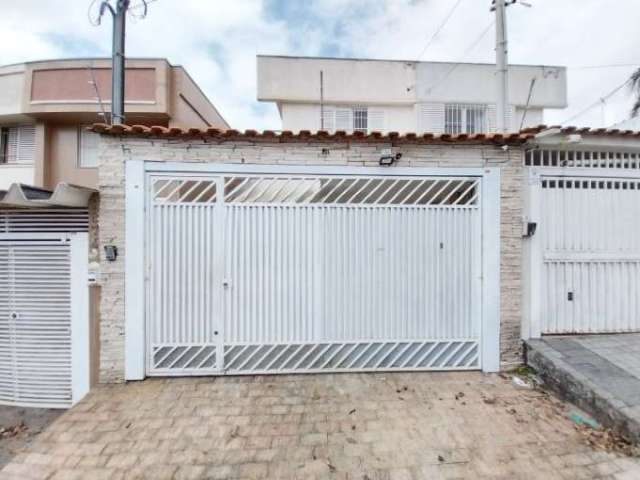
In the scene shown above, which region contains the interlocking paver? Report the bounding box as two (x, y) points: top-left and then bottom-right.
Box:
(1, 372), (640, 479)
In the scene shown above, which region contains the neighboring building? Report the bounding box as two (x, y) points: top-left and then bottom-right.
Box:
(257, 55), (567, 135)
(0, 57), (229, 190)
(611, 116), (640, 131)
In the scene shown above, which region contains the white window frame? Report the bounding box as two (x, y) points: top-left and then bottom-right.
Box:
(0, 125), (35, 165)
(445, 104), (488, 135)
(352, 106), (368, 133)
(77, 126), (100, 168)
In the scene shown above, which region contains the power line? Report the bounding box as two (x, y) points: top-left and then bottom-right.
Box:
(423, 19), (496, 95)
(560, 78), (631, 125)
(417, 0), (465, 60)
(568, 63), (640, 70)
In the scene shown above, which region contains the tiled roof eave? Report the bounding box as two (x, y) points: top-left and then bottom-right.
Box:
(89, 124), (534, 145)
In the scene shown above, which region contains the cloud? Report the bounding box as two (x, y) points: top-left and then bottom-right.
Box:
(1, 0), (639, 130)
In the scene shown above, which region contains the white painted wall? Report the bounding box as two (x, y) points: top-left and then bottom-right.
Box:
(0, 165), (35, 190)
(259, 56), (566, 134)
(281, 103), (415, 134)
(258, 56), (416, 105)
(416, 63), (566, 107)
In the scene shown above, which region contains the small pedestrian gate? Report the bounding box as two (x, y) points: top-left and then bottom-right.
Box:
(125, 162), (500, 378)
(526, 168), (640, 336)
(0, 232), (89, 408)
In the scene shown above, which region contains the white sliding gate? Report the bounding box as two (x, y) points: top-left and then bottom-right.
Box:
(526, 168), (640, 337)
(126, 162), (500, 378)
(0, 233), (89, 408)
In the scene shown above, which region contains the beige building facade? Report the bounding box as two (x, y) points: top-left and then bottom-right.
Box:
(0, 58), (228, 191)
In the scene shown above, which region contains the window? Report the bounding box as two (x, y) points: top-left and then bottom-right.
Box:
(445, 104), (487, 135)
(324, 106), (384, 134)
(352, 107), (368, 133)
(0, 125), (35, 164)
(78, 127), (100, 168)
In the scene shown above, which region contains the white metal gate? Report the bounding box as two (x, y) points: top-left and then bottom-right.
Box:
(0, 233), (89, 408)
(127, 163), (500, 378)
(526, 169), (640, 336)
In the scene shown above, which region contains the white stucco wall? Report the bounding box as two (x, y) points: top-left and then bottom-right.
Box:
(416, 63), (566, 108)
(258, 56), (567, 108)
(258, 56), (416, 105)
(0, 165), (34, 189)
(281, 103), (416, 134)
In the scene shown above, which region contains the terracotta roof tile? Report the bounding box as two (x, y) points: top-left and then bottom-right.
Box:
(521, 124), (640, 138)
(89, 123), (537, 144)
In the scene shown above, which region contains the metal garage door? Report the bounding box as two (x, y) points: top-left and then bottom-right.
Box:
(0, 233), (89, 408)
(130, 164), (499, 377)
(526, 169), (640, 335)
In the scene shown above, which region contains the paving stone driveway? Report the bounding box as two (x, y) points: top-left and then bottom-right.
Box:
(2, 372), (640, 480)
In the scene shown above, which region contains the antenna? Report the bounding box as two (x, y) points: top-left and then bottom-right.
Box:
(320, 70), (325, 131)
(90, 0), (151, 125)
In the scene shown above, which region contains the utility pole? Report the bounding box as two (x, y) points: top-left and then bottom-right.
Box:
(494, 0), (509, 133)
(492, 0), (531, 132)
(111, 0), (129, 125)
(92, 0), (149, 125)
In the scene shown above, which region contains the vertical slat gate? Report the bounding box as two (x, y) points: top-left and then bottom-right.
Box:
(535, 173), (640, 334)
(146, 172), (484, 375)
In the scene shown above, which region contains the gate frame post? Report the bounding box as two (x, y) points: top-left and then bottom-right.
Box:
(481, 167), (501, 373)
(523, 168), (543, 339)
(125, 159), (146, 380)
(71, 232), (90, 404)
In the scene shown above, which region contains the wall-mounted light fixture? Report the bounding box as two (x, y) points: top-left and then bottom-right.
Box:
(104, 245), (118, 262)
(379, 151), (402, 166)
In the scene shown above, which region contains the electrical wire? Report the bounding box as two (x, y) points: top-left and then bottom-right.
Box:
(569, 63), (640, 70)
(423, 19), (496, 95)
(560, 78), (631, 125)
(88, 0), (102, 26)
(416, 0), (465, 60)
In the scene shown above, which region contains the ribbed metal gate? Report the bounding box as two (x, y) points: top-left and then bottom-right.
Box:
(527, 169), (640, 335)
(145, 169), (485, 376)
(0, 233), (89, 408)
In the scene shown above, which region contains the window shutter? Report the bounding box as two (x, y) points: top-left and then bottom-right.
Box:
(16, 125), (35, 164)
(487, 104), (497, 133)
(487, 105), (515, 132)
(506, 105), (516, 132)
(335, 107), (352, 132)
(5, 128), (18, 163)
(321, 106), (335, 133)
(368, 109), (386, 133)
(417, 103), (445, 134)
(79, 128), (100, 168)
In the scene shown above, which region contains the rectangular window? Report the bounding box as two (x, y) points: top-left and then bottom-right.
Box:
(445, 104), (487, 134)
(352, 107), (368, 133)
(78, 127), (100, 168)
(0, 125), (35, 164)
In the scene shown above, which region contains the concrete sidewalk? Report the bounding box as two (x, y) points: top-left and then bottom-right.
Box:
(527, 334), (640, 443)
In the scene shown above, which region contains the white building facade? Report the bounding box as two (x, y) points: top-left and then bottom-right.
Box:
(257, 55), (568, 134)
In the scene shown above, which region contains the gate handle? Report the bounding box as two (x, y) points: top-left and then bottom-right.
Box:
(10, 312), (18, 320)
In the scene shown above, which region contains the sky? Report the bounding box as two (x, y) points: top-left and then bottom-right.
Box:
(1, 0), (639, 131)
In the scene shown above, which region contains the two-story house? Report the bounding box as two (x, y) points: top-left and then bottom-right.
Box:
(257, 55), (567, 134)
(0, 57), (228, 190)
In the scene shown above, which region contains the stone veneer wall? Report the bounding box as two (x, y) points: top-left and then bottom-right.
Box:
(97, 135), (524, 383)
